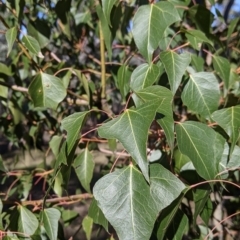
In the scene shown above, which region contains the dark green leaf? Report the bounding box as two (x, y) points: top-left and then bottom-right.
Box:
(98, 101), (159, 181)
(132, 2), (180, 62)
(61, 111), (88, 155)
(182, 72), (220, 118)
(150, 164), (186, 211)
(93, 165), (158, 240)
(5, 26), (17, 57)
(88, 198), (108, 231)
(102, 0), (118, 26)
(176, 121), (225, 180)
(160, 51), (191, 95)
(166, 209), (188, 240)
(73, 148), (95, 193)
(28, 72), (67, 110)
(173, 149), (190, 174)
(156, 193), (185, 240)
(213, 55), (231, 91)
(130, 63), (162, 91)
(117, 64), (131, 98)
(133, 86), (174, 151)
(212, 106), (240, 152)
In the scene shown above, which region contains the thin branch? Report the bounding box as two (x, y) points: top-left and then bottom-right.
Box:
(2, 193), (92, 206)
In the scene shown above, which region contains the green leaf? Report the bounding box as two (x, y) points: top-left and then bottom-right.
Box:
(227, 145), (240, 169)
(98, 101), (159, 181)
(130, 63), (162, 91)
(82, 216), (93, 240)
(193, 188), (210, 227)
(18, 206), (38, 235)
(96, 3), (112, 60)
(102, 0), (118, 26)
(185, 29), (212, 50)
(93, 165), (158, 240)
(213, 55), (231, 91)
(5, 26), (17, 57)
(42, 208), (61, 240)
(182, 72), (220, 118)
(166, 209), (188, 240)
(160, 51), (191, 95)
(212, 106), (240, 152)
(133, 86), (174, 151)
(22, 34), (43, 58)
(156, 194), (185, 240)
(28, 72), (67, 110)
(28, 19), (51, 48)
(88, 198), (108, 231)
(191, 54), (204, 72)
(0, 199), (3, 230)
(132, 2), (180, 62)
(61, 111), (88, 155)
(73, 148), (95, 193)
(173, 149), (191, 174)
(74, 69), (90, 102)
(0, 63), (13, 76)
(117, 64), (131, 98)
(0, 155), (7, 172)
(49, 135), (63, 158)
(150, 164), (186, 211)
(176, 121), (225, 180)
(227, 17), (239, 39)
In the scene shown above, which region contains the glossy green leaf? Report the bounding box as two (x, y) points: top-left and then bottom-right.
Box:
(213, 55), (231, 90)
(82, 216), (93, 240)
(200, 197), (213, 226)
(166, 209), (188, 240)
(22, 34), (43, 58)
(96, 3), (112, 60)
(18, 206), (38, 235)
(160, 51), (191, 95)
(227, 145), (240, 169)
(132, 2), (180, 62)
(130, 63), (162, 91)
(61, 111), (88, 155)
(212, 106), (240, 152)
(88, 198), (108, 231)
(5, 26), (17, 57)
(182, 72), (220, 118)
(117, 64), (131, 98)
(102, 0), (118, 26)
(176, 121), (225, 180)
(93, 165), (158, 240)
(150, 164), (186, 211)
(98, 101), (159, 181)
(74, 148), (95, 193)
(28, 72), (67, 110)
(42, 208), (61, 240)
(133, 86), (174, 151)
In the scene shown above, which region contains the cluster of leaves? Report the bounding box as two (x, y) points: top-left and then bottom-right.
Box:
(0, 0), (240, 239)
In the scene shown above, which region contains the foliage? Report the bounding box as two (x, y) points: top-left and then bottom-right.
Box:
(0, 0), (240, 239)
